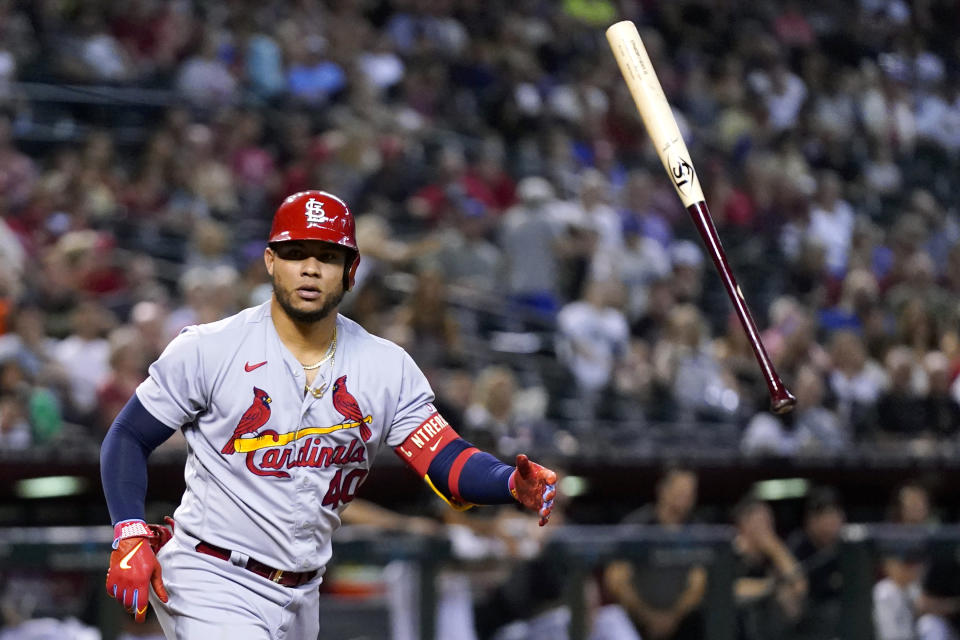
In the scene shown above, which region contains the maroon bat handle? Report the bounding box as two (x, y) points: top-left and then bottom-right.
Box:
(686, 201), (797, 414)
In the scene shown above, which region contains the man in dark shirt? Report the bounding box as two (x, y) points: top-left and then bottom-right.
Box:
(787, 487), (846, 640)
(604, 468), (707, 640)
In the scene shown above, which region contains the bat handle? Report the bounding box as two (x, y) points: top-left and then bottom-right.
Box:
(686, 202), (797, 415)
(770, 387), (798, 415)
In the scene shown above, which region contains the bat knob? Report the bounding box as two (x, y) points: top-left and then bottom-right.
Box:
(770, 390), (797, 415)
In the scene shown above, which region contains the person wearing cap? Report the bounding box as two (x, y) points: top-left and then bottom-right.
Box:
(99, 191), (558, 637)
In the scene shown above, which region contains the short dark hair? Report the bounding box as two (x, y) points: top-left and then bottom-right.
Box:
(805, 486), (842, 516)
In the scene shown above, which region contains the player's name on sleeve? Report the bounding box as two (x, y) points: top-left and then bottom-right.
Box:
(409, 414), (449, 449)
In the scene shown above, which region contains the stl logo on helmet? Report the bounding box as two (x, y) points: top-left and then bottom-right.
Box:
(304, 198), (332, 228)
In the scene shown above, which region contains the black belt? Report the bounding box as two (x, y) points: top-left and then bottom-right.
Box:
(195, 540), (317, 588)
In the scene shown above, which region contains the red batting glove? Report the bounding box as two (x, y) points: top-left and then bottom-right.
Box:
(105, 519), (169, 622)
(509, 454), (558, 526)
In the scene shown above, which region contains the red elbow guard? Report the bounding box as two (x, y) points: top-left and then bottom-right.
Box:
(394, 413), (459, 476)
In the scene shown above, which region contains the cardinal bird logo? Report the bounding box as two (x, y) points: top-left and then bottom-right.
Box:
(222, 387), (273, 454)
(332, 375), (372, 442)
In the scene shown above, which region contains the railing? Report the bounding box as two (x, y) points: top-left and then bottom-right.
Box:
(2, 523), (958, 640)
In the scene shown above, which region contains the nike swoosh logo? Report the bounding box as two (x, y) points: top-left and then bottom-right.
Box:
(137, 605), (148, 616)
(245, 361), (267, 372)
(428, 440), (441, 452)
(119, 540), (144, 569)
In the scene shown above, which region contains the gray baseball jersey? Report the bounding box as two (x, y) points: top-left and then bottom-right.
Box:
(136, 301), (436, 576)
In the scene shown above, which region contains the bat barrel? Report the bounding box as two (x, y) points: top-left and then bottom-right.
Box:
(686, 202), (796, 414)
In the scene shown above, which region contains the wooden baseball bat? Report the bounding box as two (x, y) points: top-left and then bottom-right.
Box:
(606, 20), (796, 414)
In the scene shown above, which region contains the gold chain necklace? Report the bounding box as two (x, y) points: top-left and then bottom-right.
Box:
(303, 327), (336, 399)
(301, 327), (337, 370)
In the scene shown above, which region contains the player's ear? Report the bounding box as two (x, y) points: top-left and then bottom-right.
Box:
(264, 246), (275, 276)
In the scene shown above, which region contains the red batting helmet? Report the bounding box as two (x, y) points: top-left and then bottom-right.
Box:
(269, 190), (360, 289)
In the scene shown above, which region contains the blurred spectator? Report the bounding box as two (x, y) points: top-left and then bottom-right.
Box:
(499, 177), (569, 318)
(184, 219), (232, 270)
(787, 487), (846, 640)
(875, 346), (929, 439)
(0, 110), (37, 210)
(922, 351), (960, 439)
(358, 32), (405, 94)
(0, 304), (55, 381)
(49, 299), (113, 423)
(183, 123), (238, 217)
(860, 62), (916, 156)
(68, 7), (136, 82)
(175, 32), (238, 108)
(0, 356), (61, 447)
(873, 545), (925, 640)
(129, 301), (171, 363)
(731, 496), (807, 640)
(667, 240), (706, 308)
(747, 56), (808, 133)
(888, 482), (936, 526)
(244, 28), (286, 101)
(618, 169), (673, 250)
(818, 268), (881, 334)
(572, 169), (622, 256)
(0, 388), (29, 449)
(806, 171), (855, 277)
(604, 208), (670, 322)
(653, 304), (738, 422)
(556, 279), (629, 414)
(286, 35), (346, 106)
(764, 298), (829, 374)
(384, 269), (462, 370)
(408, 146), (496, 227)
(605, 467), (706, 640)
(916, 556), (960, 640)
(742, 365), (847, 457)
(462, 366), (540, 458)
(826, 330), (886, 435)
(431, 206), (502, 294)
(96, 327), (148, 433)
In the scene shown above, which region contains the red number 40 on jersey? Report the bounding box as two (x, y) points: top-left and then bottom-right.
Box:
(321, 469), (368, 509)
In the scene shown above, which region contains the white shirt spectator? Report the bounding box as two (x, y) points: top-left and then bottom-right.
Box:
(873, 578), (920, 640)
(548, 83), (609, 125)
(741, 408), (847, 457)
(52, 335), (110, 415)
(81, 33), (131, 81)
(813, 86), (858, 141)
(915, 92), (960, 153)
(861, 85), (917, 152)
(557, 298), (629, 392)
(359, 50), (405, 90)
(177, 54), (238, 108)
(766, 70), (808, 132)
(829, 360), (887, 408)
(808, 198), (855, 275)
(918, 614), (960, 640)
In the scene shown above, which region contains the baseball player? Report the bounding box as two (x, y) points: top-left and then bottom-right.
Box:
(99, 190), (558, 638)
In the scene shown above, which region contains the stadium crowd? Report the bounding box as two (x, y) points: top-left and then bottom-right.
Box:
(0, 0), (959, 464)
(3, 1), (960, 639)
